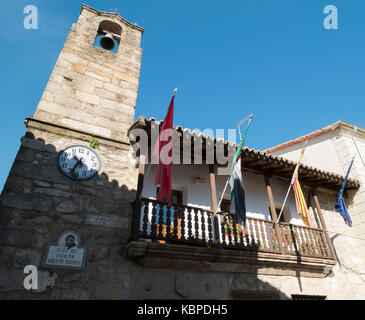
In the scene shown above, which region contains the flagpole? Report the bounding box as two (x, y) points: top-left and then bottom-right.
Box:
(215, 115), (253, 214)
(276, 140), (308, 224)
(276, 184), (291, 223)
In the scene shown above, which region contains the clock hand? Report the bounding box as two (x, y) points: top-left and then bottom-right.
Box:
(71, 157), (83, 173)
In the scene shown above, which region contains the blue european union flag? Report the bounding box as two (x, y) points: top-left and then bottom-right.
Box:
(335, 157), (355, 227)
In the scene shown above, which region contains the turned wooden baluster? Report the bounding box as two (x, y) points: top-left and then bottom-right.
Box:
(303, 227), (312, 255)
(268, 222), (277, 252)
(165, 205), (172, 241)
(278, 225), (287, 253)
(187, 207), (193, 240)
(194, 208), (200, 242)
(207, 213), (213, 243)
(253, 219), (261, 250)
(243, 223), (250, 248)
(230, 216), (236, 247)
(294, 226), (304, 255)
(315, 230), (326, 257)
(157, 203), (165, 239)
(259, 220), (268, 251)
(238, 223), (245, 248)
(265, 221), (274, 252)
(150, 201), (157, 238)
(301, 227), (311, 255)
(172, 206), (179, 240)
(287, 225), (296, 255)
(290, 225), (299, 255)
(305, 229), (316, 256)
(305, 227), (316, 256)
(248, 219), (256, 249)
(142, 200), (149, 236)
(201, 211), (208, 243)
(318, 230), (329, 257)
(180, 207), (186, 240)
(226, 216), (233, 247)
(308, 228), (319, 257)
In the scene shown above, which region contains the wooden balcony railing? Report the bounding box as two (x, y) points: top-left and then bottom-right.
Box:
(132, 198), (334, 260)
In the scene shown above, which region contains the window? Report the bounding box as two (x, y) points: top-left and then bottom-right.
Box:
(233, 290), (281, 300)
(269, 205), (290, 223)
(276, 208), (286, 223)
(220, 199), (231, 214)
(291, 294), (326, 300)
(156, 188), (182, 206)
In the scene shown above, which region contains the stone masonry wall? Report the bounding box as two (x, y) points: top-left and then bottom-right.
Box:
(0, 124), (139, 299)
(34, 5), (143, 144)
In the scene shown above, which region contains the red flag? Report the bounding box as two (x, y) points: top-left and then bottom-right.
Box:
(154, 92), (176, 206)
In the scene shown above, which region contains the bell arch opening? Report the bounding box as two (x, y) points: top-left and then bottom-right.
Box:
(94, 20), (122, 53)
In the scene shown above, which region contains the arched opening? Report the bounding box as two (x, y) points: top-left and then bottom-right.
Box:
(94, 20), (122, 54)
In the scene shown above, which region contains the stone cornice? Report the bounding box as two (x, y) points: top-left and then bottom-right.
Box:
(24, 116), (130, 150)
(81, 4), (144, 33)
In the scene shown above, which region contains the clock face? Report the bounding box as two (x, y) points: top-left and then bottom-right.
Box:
(57, 145), (101, 181)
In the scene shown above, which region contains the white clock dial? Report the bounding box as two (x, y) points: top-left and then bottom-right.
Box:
(57, 145), (101, 181)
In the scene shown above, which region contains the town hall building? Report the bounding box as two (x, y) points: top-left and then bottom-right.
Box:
(0, 5), (364, 300)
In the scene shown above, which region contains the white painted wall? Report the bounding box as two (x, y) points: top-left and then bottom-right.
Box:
(271, 131), (345, 176)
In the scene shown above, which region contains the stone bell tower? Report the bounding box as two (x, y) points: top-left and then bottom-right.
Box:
(0, 5), (144, 299)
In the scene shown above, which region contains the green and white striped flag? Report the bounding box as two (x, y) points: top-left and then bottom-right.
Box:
(228, 116), (252, 227)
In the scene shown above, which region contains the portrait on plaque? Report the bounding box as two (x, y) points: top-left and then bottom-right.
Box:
(44, 231), (86, 269)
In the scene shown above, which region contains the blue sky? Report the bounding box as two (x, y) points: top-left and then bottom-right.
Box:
(1, 0), (364, 190)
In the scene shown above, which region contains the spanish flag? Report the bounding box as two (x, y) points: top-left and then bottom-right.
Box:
(291, 141), (312, 227)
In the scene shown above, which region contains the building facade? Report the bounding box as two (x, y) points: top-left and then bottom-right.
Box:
(0, 6), (364, 300)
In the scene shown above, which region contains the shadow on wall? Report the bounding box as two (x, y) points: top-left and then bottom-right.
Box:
(0, 131), (289, 300)
(0, 131), (138, 299)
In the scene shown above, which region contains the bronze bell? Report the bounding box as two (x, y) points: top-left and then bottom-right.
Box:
(100, 33), (115, 51)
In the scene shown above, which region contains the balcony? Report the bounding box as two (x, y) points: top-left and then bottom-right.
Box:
(128, 198), (336, 278)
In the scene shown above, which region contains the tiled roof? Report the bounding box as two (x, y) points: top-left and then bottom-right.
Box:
(129, 116), (360, 191)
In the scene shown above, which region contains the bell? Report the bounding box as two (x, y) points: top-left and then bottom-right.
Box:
(100, 33), (115, 51)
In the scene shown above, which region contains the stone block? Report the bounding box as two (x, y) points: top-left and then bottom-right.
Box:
(0, 268), (26, 292)
(94, 88), (117, 100)
(85, 214), (127, 229)
(0, 228), (44, 249)
(15, 248), (42, 268)
(84, 70), (111, 83)
(34, 187), (76, 199)
(50, 287), (90, 300)
(59, 118), (111, 138)
(35, 271), (58, 293)
(75, 90), (100, 105)
(56, 200), (79, 213)
(60, 214), (83, 224)
(1, 194), (53, 213)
